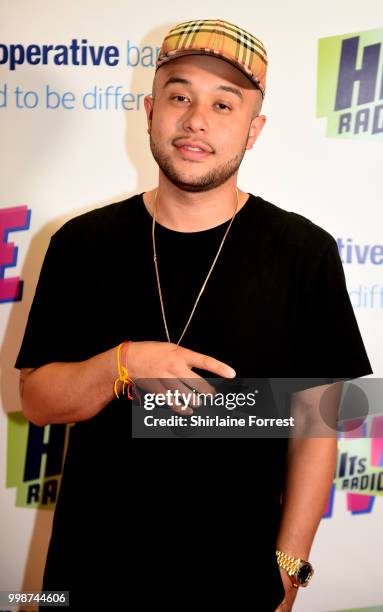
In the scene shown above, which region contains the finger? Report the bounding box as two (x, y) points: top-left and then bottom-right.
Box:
(163, 378), (201, 414)
(134, 378), (167, 396)
(170, 405), (193, 416)
(134, 379), (193, 415)
(179, 372), (217, 398)
(185, 350), (236, 378)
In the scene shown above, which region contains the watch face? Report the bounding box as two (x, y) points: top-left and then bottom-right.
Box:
(297, 563), (313, 585)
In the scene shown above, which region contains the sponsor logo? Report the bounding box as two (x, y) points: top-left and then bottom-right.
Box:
(324, 416), (383, 517)
(337, 238), (383, 265)
(0, 206), (30, 303)
(317, 28), (383, 138)
(6, 412), (70, 509)
(0, 40), (160, 71)
(336, 238), (383, 308)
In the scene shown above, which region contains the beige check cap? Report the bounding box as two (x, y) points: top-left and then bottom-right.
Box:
(156, 19), (268, 97)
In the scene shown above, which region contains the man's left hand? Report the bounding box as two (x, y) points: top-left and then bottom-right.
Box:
(274, 567), (298, 611)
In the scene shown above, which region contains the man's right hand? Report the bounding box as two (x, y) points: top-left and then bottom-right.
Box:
(19, 341), (236, 426)
(127, 341), (236, 415)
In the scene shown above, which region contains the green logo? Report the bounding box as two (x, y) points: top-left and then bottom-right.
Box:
(317, 27), (383, 138)
(6, 412), (70, 510)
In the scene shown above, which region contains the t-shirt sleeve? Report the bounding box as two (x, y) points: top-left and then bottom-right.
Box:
(15, 221), (94, 369)
(292, 237), (373, 385)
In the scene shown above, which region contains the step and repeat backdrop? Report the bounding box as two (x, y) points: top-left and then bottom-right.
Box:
(1, 1), (382, 611)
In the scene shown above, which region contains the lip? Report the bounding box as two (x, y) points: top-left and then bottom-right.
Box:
(173, 139), (214, 160)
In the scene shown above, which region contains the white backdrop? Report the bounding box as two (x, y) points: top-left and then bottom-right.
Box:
(1, 1), (382, 611)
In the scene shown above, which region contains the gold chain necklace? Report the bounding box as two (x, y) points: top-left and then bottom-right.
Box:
(151, 188), (240, 345)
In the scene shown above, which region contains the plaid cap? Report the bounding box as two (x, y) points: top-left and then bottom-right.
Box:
(156, 19), (268, 97)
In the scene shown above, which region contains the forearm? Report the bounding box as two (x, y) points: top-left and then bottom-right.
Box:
(276, 436), (337, 559)
(21, 346), (118, 426)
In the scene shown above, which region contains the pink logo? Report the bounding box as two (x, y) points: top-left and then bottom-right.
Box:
(0, 206), (30, 302)
(324, 416), (383, 517)
(344, 416), (383, 514)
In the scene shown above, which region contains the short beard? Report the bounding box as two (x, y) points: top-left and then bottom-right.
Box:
(150, 136), (247, 193)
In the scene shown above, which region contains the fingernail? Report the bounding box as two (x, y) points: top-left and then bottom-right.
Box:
(227, 368), (236, 378)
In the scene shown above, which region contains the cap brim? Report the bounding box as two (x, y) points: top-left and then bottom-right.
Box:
(156, 49), (265, 97)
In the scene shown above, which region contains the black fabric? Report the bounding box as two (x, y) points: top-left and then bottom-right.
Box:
(15, 193), (372, 611)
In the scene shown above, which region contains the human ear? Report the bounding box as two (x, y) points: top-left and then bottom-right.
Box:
(144, 95), (154, 134)
(246, 115), (267, 150)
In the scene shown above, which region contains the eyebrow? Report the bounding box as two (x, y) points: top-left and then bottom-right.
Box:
(163, 76), (243, 102)
(217, 85), (243, 101)
(164, 76), (191, 88)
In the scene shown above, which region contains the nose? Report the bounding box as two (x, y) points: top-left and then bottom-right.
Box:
(182, 102), (208, 133)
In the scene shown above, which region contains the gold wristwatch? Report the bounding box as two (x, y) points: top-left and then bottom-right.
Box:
(275, 549), (314, 588)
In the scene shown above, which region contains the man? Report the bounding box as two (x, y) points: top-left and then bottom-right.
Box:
(16, 20), (371, 611)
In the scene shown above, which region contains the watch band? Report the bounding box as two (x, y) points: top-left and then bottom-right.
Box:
(275, 549), (314, 588)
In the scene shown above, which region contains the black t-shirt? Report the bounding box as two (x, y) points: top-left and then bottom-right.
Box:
(15, 193), (372, 610)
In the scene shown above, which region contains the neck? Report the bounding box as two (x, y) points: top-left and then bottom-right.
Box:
(143, 173), (249, 232)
